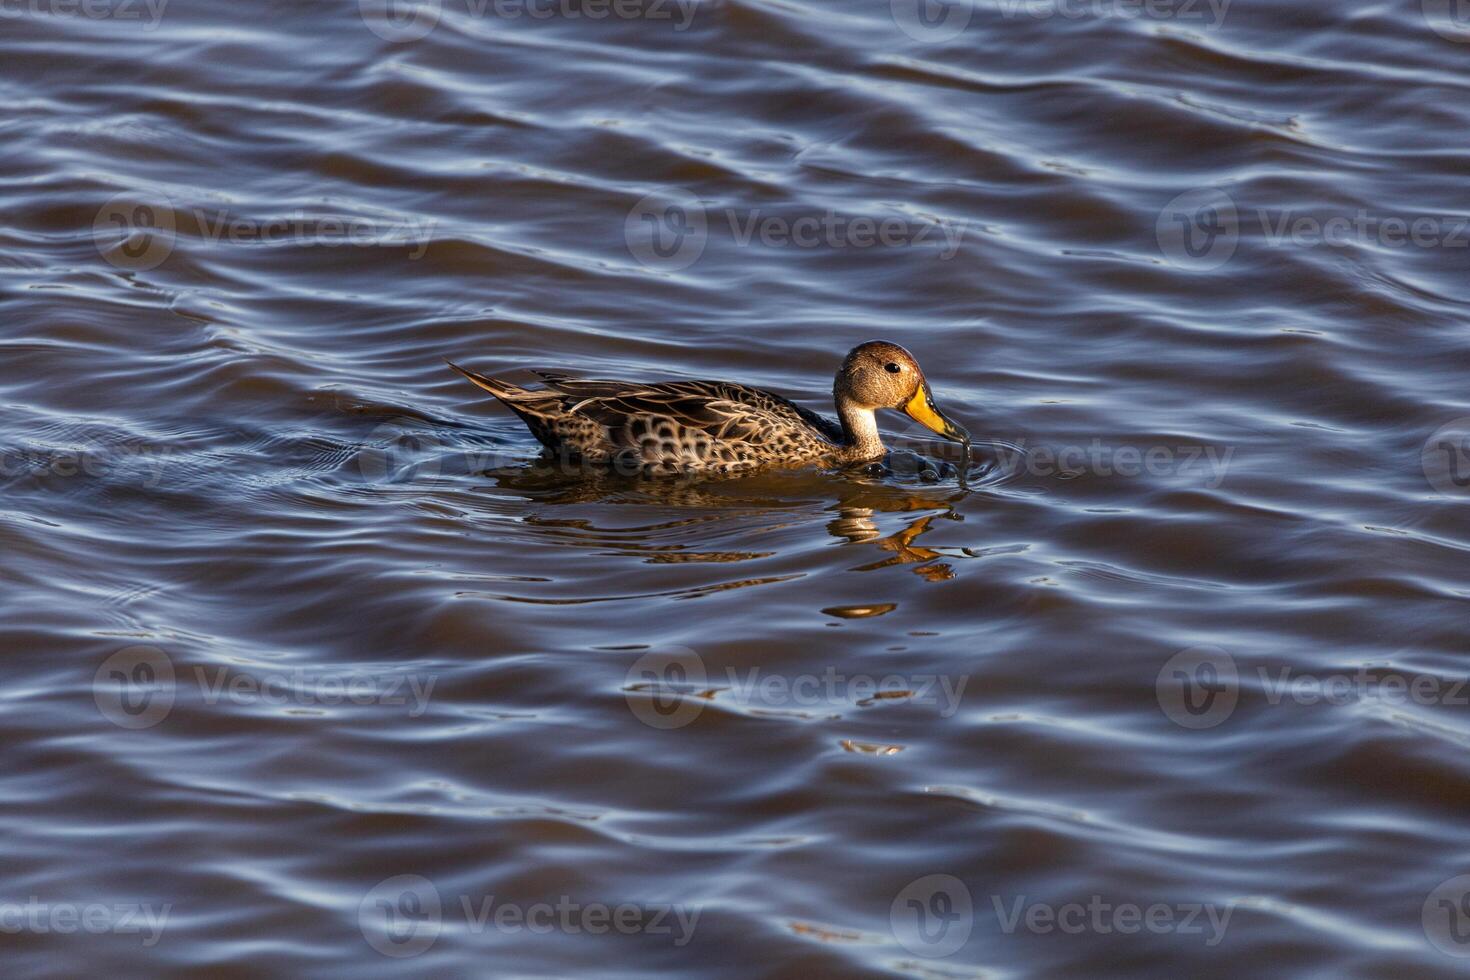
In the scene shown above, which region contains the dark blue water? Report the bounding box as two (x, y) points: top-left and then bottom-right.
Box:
(4, 0), (1470, 975)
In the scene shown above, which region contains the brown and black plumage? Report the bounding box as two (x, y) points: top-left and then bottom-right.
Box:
(446, 340), (969, 477)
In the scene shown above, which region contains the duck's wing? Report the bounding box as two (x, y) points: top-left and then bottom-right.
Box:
(532, 373), (843, 444)
(662, 380), (845, 443)
(528, 371), (645, 399)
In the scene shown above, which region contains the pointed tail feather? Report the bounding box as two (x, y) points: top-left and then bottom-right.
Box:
(444, 360), (543, 401)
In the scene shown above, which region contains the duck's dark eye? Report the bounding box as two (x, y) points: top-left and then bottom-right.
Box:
(884, 362), (902, 373)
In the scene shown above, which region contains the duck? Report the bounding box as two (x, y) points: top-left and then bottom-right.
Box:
(446, 340), (970, 477)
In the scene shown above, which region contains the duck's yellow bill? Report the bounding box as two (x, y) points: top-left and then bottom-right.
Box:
(903, 384), (969, 443)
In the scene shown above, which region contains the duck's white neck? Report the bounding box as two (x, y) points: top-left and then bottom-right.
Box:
(835, 396), (885, 462)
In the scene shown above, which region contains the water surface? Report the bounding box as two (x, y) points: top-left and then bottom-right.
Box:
(5, 0), (1470, 975)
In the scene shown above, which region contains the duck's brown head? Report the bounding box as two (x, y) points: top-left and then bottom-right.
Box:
(835, 340), (969, 443)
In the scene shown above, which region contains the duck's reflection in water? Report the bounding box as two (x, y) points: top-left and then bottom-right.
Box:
(471, 458), (974, 580)
(827, 509), (958, 580)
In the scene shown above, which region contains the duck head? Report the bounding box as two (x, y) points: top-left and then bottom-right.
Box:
(834, 341), (970, 449)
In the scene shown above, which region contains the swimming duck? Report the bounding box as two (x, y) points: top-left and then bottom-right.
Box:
(446, 340), (969, 477)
